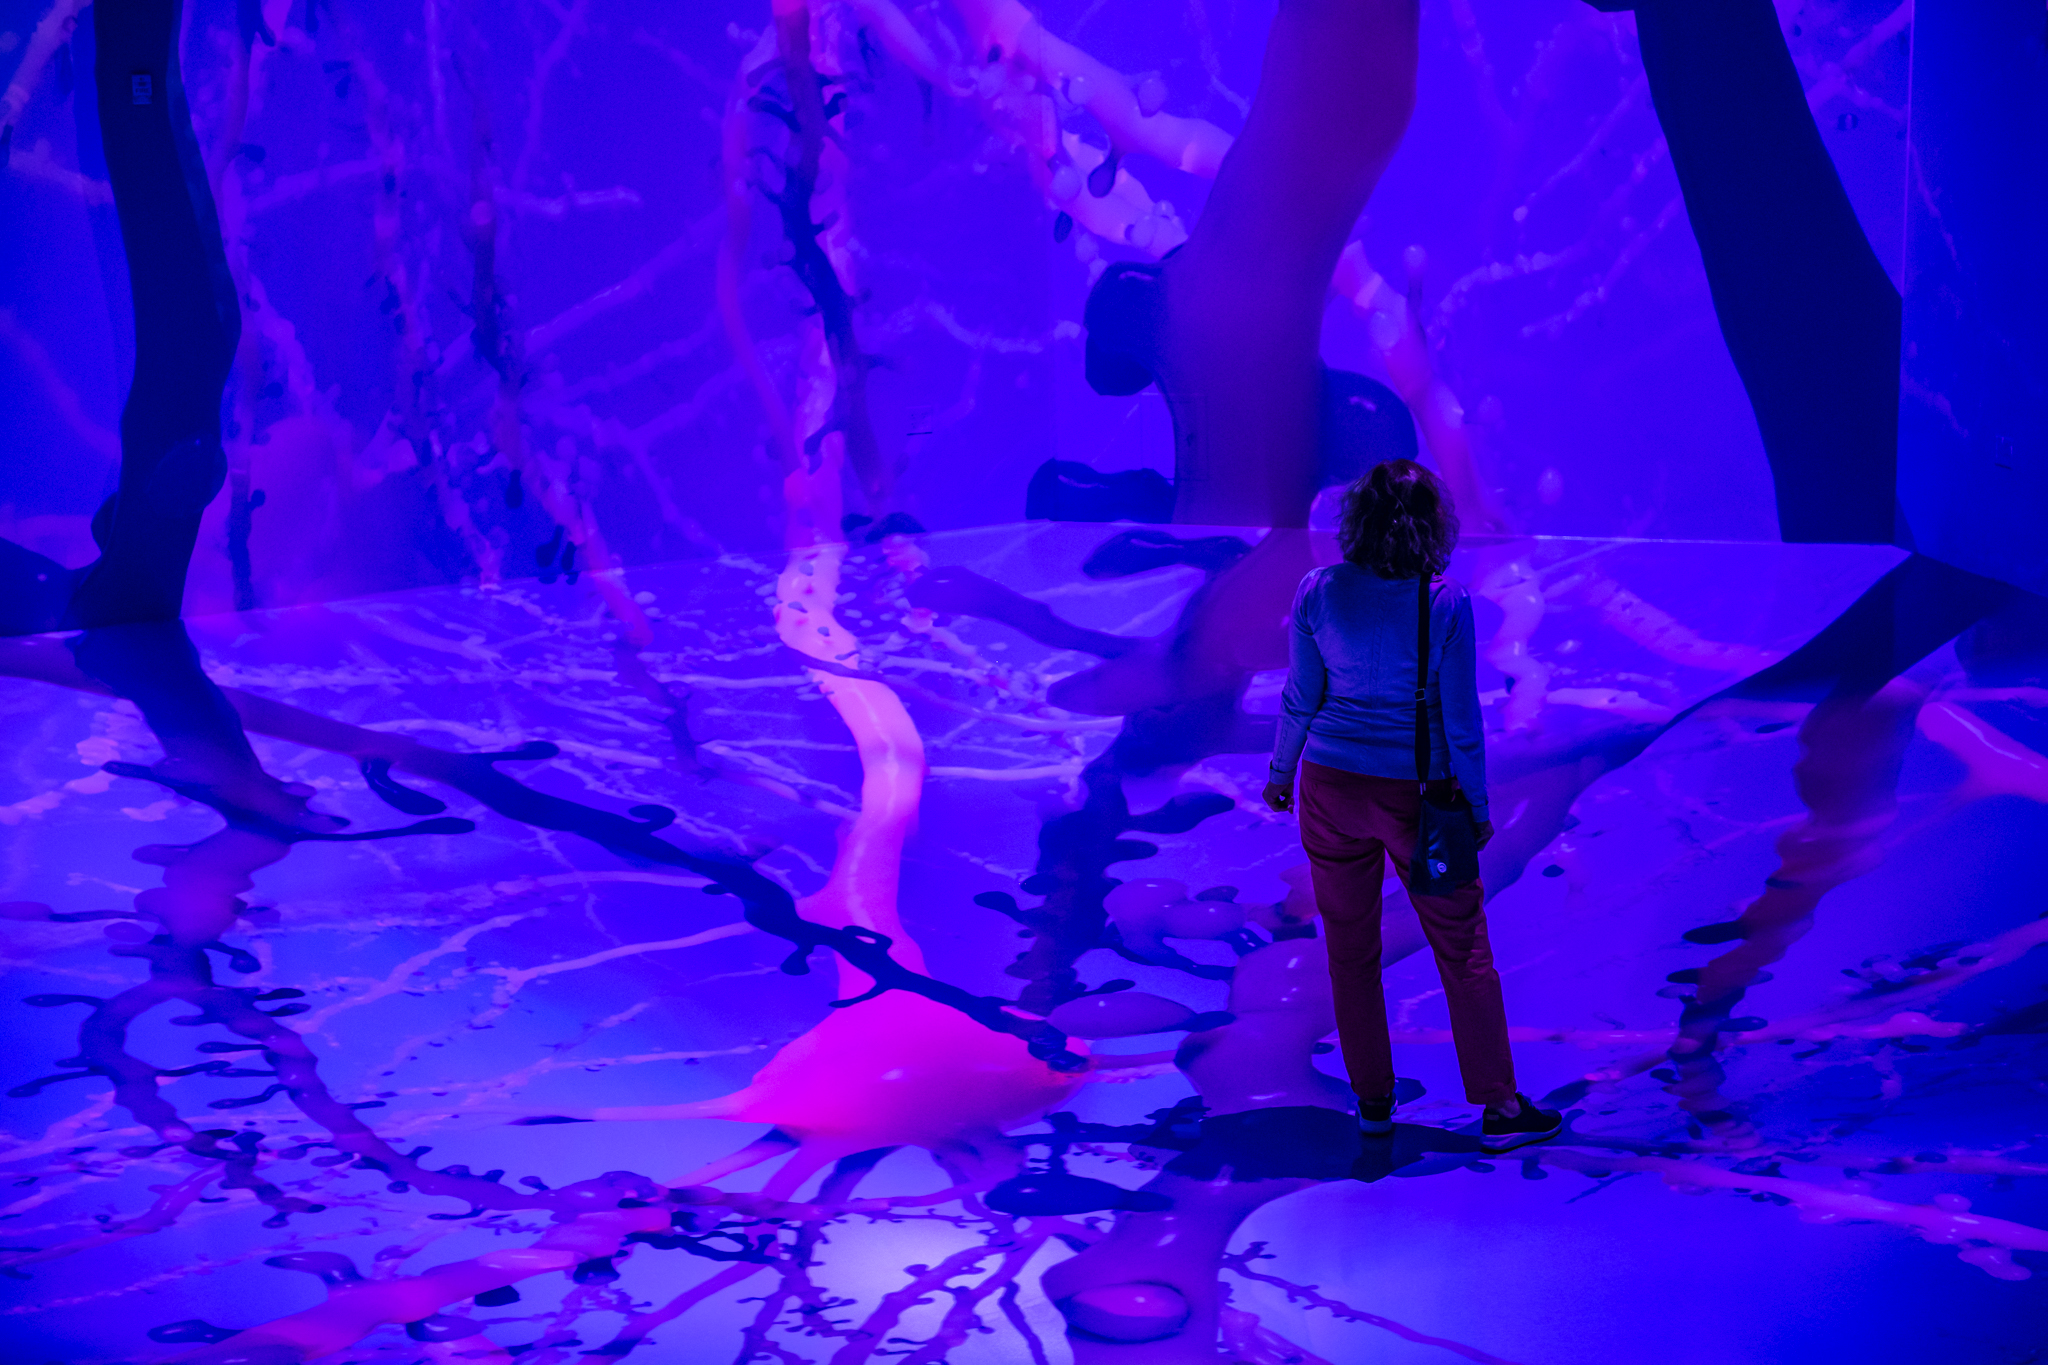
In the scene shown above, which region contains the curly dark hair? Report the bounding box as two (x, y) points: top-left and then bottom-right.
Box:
(1336, 459), (1460, 578)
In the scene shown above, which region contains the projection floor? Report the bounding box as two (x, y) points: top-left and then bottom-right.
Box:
(3, 524), (2044, 1365)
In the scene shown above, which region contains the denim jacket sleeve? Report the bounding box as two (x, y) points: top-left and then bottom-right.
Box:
(1440, 587), (1490, 823)
(1269, 574), (1326, 780)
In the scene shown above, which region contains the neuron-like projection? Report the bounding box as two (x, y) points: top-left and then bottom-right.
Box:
(0, 0), (2044, 1362)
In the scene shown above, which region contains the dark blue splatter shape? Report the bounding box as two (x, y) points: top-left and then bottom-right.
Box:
(407, 1314), (484, 1342)
(1081, 262), (1166, 397)
(978, 767), (1234, 1012)
(359, 738), (1090, 1070)
(1317, 368), (1419, 488)
(1086, 147), (1121, 197)
(360, 757), (449, 815)
(573, 1257), (621, 1284)
(987, 1169), (1172, 1216)
(1014, 1100), (1209, 1160)
(628, 804), (676, 830)
(624, 1227), (775, 1263)
(104, 760), (475, 845)
(265, 1251), (364, 1286)
(751, 67), (886, 497)
(1105, 688), (1275, 775)
(905, 566), (1134, 657)
(1081, 529), (1252, 579)
(862, 511), (925, 542)
(1024, 460), (1176, 523)
(994, 1110), (1178, 1213)
(536, 525), (564, 583)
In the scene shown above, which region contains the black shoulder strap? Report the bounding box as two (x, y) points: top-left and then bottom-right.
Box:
(1414, 573), (1430, 789)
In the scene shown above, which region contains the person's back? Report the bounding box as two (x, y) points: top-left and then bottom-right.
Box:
(1281, 562), (1485, 817)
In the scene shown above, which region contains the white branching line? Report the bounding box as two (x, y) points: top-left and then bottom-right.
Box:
(1521, 191), (1683, 338)
(916, 298), (1078, 354)
(1536, 1147), (2046, 1279)
(654, 673), (811, 690)
(1506, 73), (1650, 228)
(1388, 1010), (1965, 1050)
(405, 1042), (774, 1111)
(296, 911), (539, 1036)
(240, 154), (382, 212)
(1803, 0), (1913, 114)
(523, 215), (725, 355)
(0, 0), (89, 142)
(542, 307), (728, 404)
(4, 134), (114, 203)
(0, 1095), (125, 1167)
(473, 921), (757, 1015)
(927, 762), (1085, 781)
(359, 717), (663, 768)
(706, 738), (858, 753)
(498, 184), (642, 218)
(1579, 914), (2048, 1089)
(698, 742), (861, 815)
(1446, 1), (1909, 331)
(0, 308), (119, 457)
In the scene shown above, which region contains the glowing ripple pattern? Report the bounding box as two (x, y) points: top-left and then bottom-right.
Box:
(2, 523), (2045, 1362)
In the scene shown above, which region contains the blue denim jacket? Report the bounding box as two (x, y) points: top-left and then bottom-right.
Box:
(1267, 564), (1490, 822)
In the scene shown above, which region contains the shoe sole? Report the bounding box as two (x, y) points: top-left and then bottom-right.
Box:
(1479, 1126), (1560, 1153)
(1358, 1119), (1394, 1136)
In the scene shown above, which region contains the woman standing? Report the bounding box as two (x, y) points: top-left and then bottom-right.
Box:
(1262, 460), (1561, 1150)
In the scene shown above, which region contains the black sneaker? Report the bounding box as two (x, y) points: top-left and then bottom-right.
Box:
(1356, 1095), (1396, 1137)
(1480, 1094), (1562, 1151)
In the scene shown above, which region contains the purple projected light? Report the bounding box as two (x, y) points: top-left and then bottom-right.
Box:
(3, 526), (2044, 1363)
(0, 1), (2043, 1363)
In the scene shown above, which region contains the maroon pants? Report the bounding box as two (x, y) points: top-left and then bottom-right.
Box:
(1297, 761), (1517, 1106)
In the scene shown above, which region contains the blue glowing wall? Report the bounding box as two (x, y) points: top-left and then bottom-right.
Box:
(1895, 0), (2048, 594)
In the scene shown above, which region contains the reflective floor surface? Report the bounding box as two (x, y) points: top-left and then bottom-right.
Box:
(3, 524), (2045, 1364)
